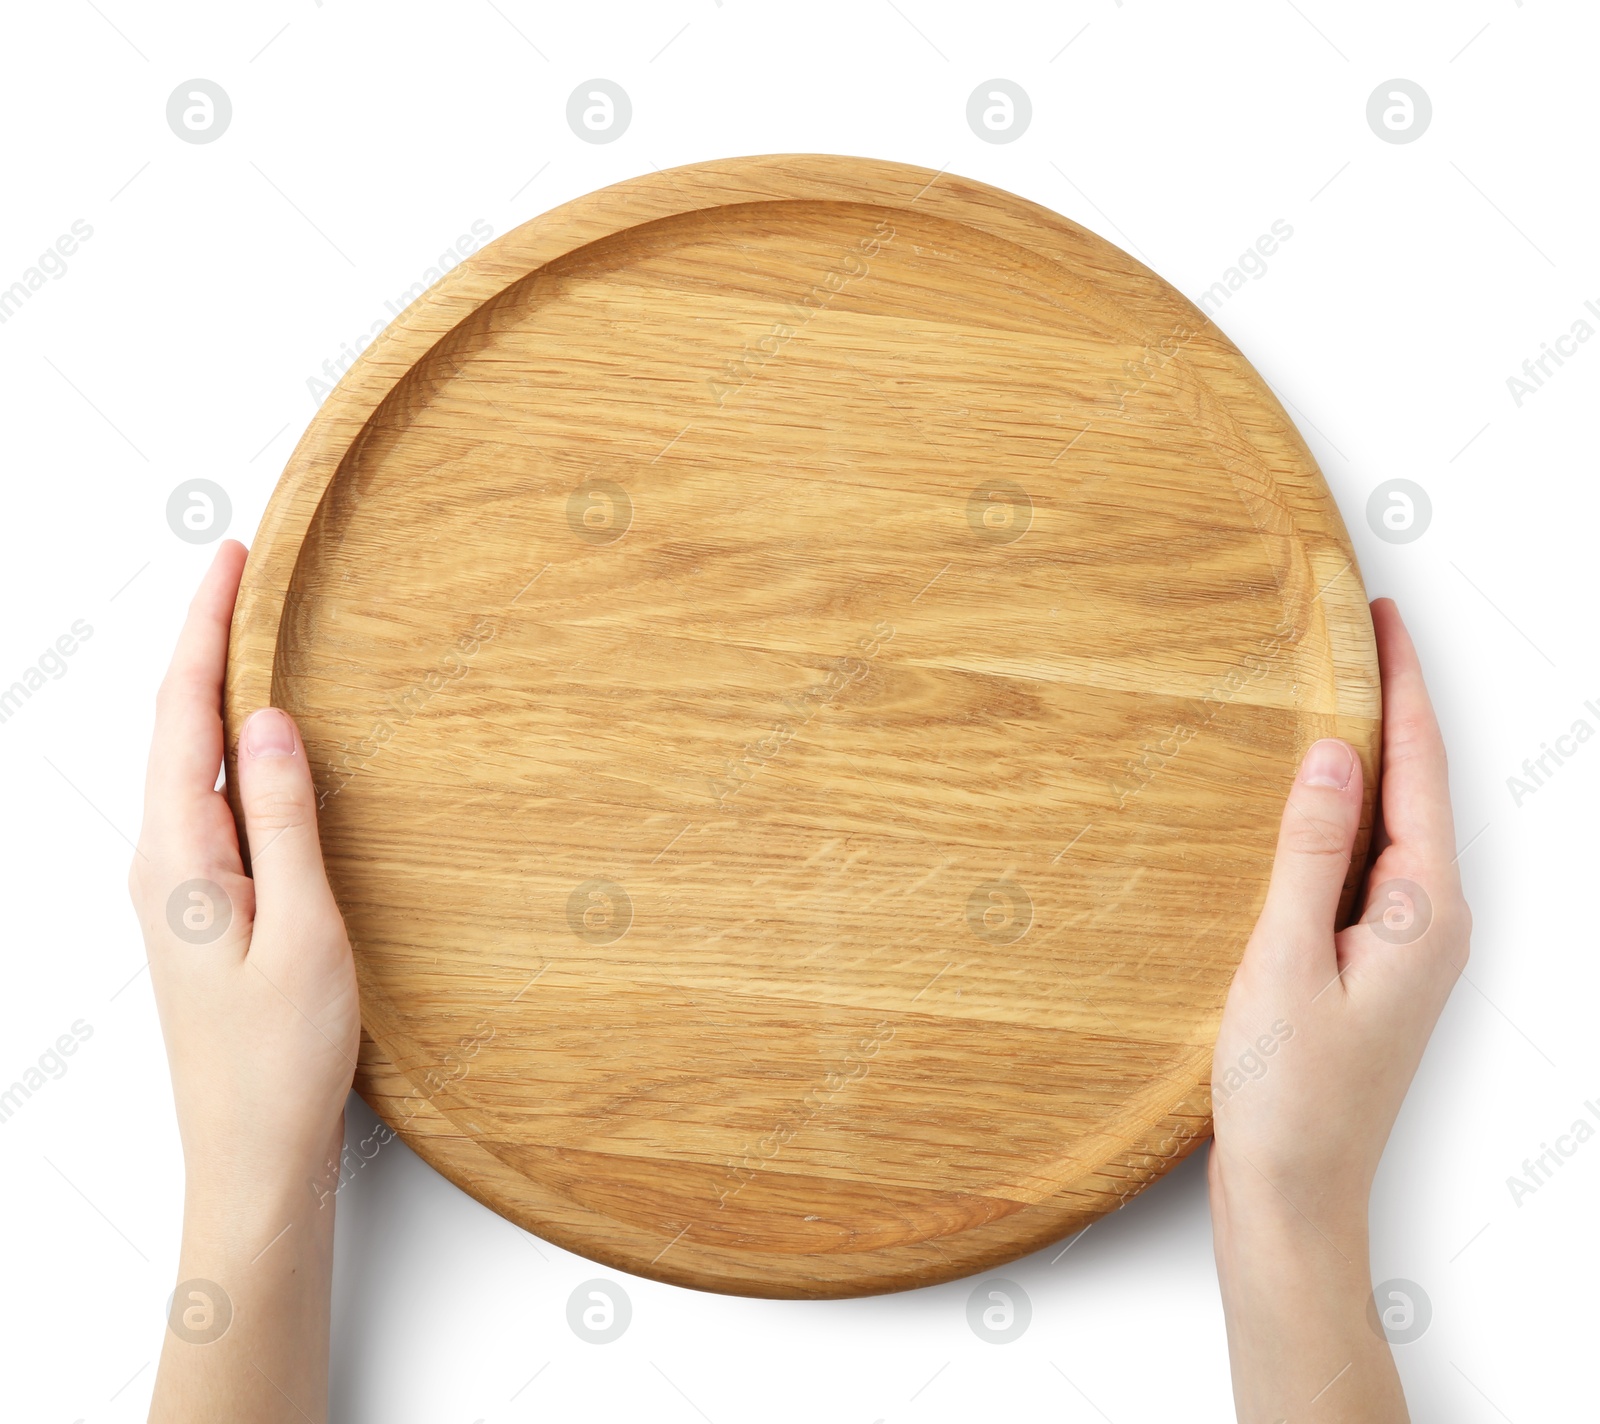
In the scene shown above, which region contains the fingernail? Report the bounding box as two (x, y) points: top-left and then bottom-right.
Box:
(1299, 738), (1354, 789)
(243, 708), (296, 758)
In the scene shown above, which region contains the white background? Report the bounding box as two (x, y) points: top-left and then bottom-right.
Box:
(1, 1), (1593, 1419)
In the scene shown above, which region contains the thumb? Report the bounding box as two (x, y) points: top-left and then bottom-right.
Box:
(1252, 738), (1364, 970)
(236, 707), (339, 916)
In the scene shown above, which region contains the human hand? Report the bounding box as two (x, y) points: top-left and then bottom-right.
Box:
(1208, 597), (1470, 1421)
(129, 538), (357, 1200)
(127, 540), (357, 1421)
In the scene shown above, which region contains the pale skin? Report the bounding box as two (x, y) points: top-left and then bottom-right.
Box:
(130, 541), (357, 1422)
(1210, 597), (1470, 1421)
(131, 549), (1466, 1421)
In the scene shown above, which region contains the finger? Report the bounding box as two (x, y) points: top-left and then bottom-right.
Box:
(1370, 598), (1458, 863)
(1252, 738), (1364, 975)
(143, 540), (249, 835)
(234, 707), (340, 925)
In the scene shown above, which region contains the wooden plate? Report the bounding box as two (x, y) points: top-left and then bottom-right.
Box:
(224, 155), (1379, 1299)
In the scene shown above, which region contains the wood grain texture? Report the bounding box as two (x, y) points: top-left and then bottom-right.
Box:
(223, 155), (1380, 1298)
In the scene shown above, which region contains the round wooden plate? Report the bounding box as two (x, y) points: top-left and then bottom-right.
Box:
(224, 155), (1379, 1299)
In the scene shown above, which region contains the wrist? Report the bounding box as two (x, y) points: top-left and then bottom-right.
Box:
(1209, 1145), (1376, 1337)
(1209, 1143), (1370, 1256)
(1206, 1147), (1406, 1421)
(181, 1116), (345, 1250)
(1211, 1178), (1372, 1310)
(160, 1143), (338, 1424)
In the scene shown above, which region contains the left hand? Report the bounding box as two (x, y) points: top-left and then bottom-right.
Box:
(128, 539), (359, 1209)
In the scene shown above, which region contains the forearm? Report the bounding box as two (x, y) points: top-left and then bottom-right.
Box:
(150, 1141), (337, 1423)
(1210, 1158), (1407, 1424)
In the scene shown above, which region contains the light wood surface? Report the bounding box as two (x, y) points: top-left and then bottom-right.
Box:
(224, 155), (1380, 1298)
